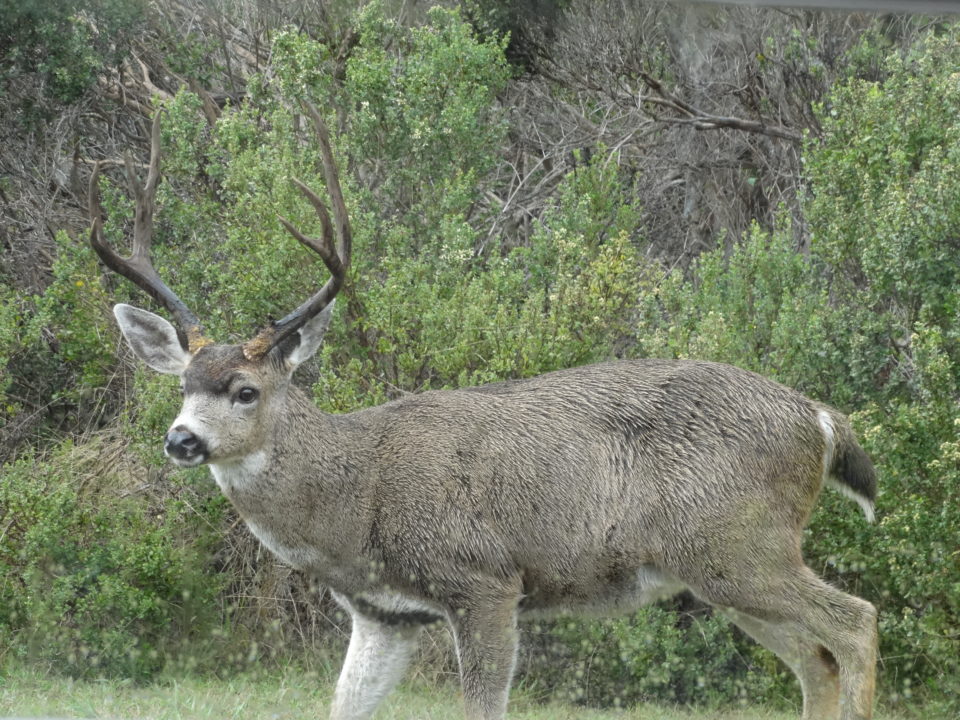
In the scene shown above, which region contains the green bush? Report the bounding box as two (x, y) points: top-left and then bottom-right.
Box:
(0, 0), (144, 105)
(343, 4), (510, 236)
(314, 151), (645, 408)
(1, 231), (117, 449)
(0, 444), (226, 679)
(805, 31), (960, 405)
(0, 286), (21, 419)
(528, 607), (788, 710)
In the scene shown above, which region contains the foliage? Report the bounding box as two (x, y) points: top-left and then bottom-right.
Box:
(0, 231), (116, 445)
(0, 0), (144, 105)
(0, 287), (20, 416)
(0, 443), (226, 679)
(316, 151), (645, 410)
(529, 607), (787, 710)
(461, 0), (570, 66)
(638, 224), (812, 376)
(805, 31), (960, 403)
(343, 4), (510, 237)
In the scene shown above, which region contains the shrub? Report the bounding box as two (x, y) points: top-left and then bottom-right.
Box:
(526, 607), (789, 710)
(0, 442), (226, 679)
(1, 231), (117, 455)
(0, 0), (144, 105)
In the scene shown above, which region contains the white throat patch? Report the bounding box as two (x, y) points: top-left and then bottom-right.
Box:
(209, 450), (269, 493)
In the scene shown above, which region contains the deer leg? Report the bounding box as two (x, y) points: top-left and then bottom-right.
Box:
(796, 575), (877, 720)
(329, 610), (421, 720)
(695, 565), (877, 720)
(448, 591), (521, 720)
(724, 608), (841, 720)
(767, 570), (877, 720)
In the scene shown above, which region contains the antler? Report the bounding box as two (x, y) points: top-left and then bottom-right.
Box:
(90, 112), (209, 353)
(242, 102), (352, 361)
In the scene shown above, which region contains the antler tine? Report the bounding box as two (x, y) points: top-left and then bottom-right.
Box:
(89, 112), (208, 353)
(278, 179), (344, 278)
(127, 110), (161, 262)
(303, 100), (351, 273)
(242, 103), (351, 361)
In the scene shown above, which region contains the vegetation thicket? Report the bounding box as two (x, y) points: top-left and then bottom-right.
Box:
(0, 1), (957, 716)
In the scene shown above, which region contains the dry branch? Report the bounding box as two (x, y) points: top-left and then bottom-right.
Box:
(638, 70), (802, 143)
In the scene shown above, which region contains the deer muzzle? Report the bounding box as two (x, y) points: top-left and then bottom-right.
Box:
(164, 426), (208, 466)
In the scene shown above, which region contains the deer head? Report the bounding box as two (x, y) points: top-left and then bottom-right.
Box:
(91, 104), (351, 468)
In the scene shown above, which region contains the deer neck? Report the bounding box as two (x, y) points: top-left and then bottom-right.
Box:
(208, 385), (372, 583)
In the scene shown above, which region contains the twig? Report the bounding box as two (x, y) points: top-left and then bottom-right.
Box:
(639, 70), (802, 144)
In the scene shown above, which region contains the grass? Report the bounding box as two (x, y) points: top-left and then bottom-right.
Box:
(0, 666), (785, 720)
(0, 664), (921, 720)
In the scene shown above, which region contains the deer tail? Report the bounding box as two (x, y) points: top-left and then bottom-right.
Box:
(818, 409), (877, 523)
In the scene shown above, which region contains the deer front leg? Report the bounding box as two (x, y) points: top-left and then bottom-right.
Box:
(449, 591), (521, 720)
(329, 608), (421, 720)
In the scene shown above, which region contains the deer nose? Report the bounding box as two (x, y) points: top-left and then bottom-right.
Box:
(164, 426), (206, 463)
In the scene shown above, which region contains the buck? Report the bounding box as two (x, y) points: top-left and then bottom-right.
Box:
(91, 107), (878, 720)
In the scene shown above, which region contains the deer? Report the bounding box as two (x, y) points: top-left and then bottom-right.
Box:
(89, 105), (878, 720)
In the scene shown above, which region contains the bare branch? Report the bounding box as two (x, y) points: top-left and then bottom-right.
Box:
(639, 71), (802, 144)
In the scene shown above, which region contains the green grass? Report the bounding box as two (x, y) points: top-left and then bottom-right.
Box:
(0, 664), (919, 720)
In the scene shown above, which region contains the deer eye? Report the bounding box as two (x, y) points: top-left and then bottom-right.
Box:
(236, 387), (259, 404)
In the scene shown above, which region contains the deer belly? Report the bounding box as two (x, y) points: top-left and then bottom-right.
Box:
(520, 565), (686, 618)
(613, 565), (687, 609)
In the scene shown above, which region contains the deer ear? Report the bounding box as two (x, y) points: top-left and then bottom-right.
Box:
(283, 300), (335, 370)
(113, 303), (192, 375)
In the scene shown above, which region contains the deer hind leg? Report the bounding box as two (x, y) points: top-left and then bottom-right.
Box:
(329, 609), (421, 720)
(699, 566), (877, 720)
(724, 608), (841, 720)
(448, 590), (522, 720)
(777, 570), (877, 720)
